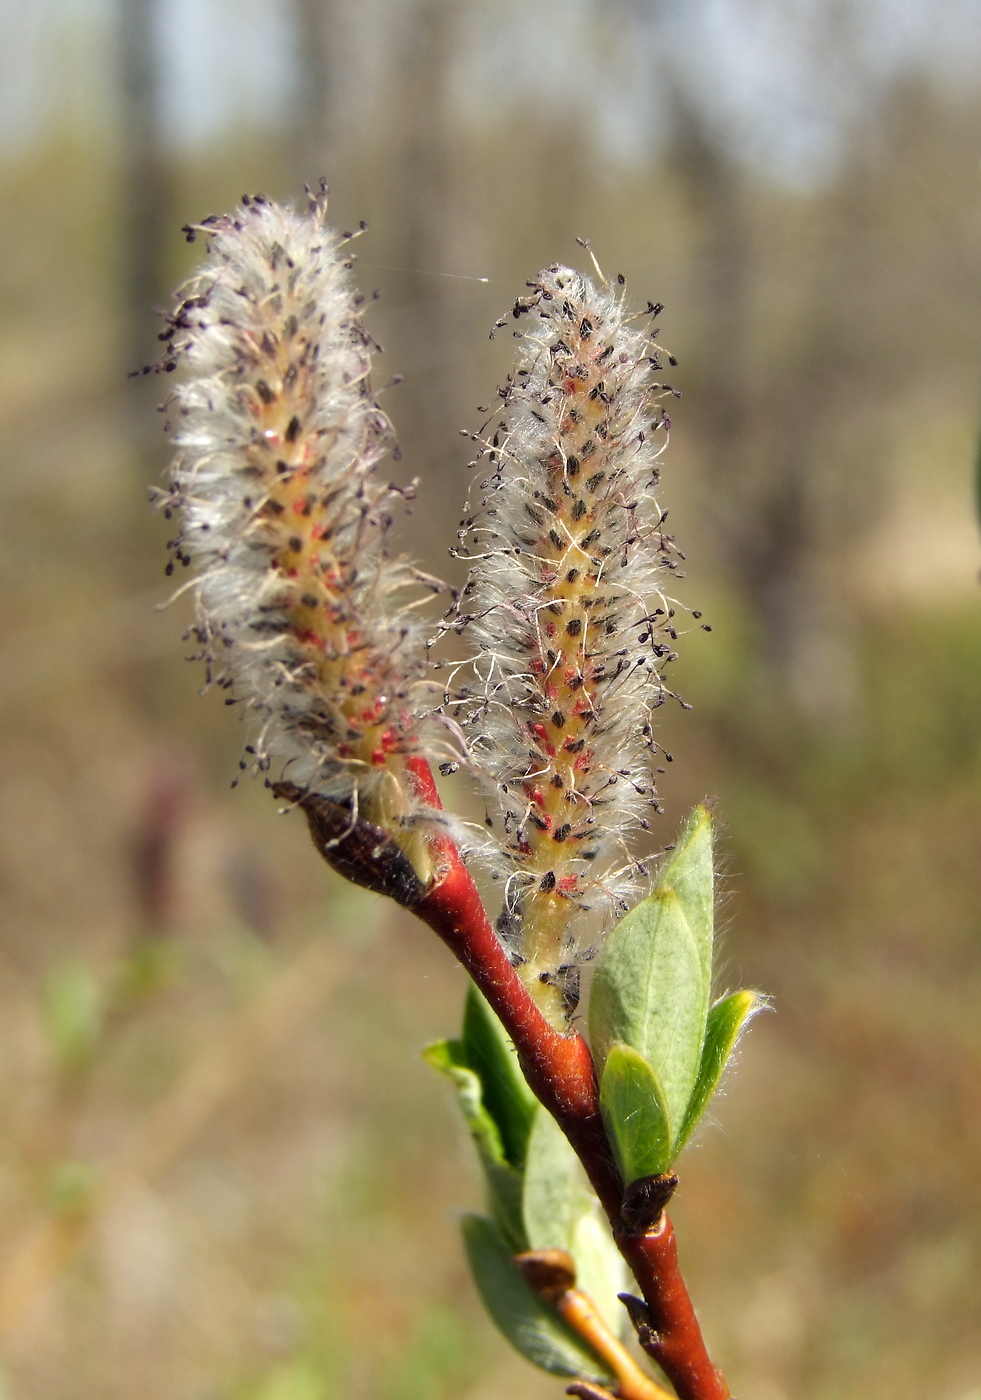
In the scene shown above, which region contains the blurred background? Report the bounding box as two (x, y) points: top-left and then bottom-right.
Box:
(0, 0), (980, 1396)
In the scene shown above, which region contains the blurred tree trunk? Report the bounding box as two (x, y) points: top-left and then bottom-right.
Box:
(749, 147), (883, 722)
(660, 80), (755, 577)
(674, 100), (864, 721)
(394, 0), (458, 291)
(118, 0), (170, 471)
(660, 89), (825, 707)
(666, 80), (752, 501)
(291, 0), (337, 191)
(617, 0), (878, 720)
(119, 0), (168, 386)
(386, 0), (465, 553)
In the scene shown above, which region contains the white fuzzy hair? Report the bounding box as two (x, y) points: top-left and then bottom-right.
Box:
(447, 263), (689, 1016)
(160, 191), (434, 826)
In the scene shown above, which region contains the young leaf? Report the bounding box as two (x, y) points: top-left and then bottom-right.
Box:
(522, 1106), (628, 1339)
(598, 1043), (673, 1182)
(462, 984), (538, 1169)
(589, 806), (714, 1135)
(423, 1038), (527, 1251)
(461, 1215), (614, 1383)
(660, 806), (715, 991)
(675, 990), (761, 1153)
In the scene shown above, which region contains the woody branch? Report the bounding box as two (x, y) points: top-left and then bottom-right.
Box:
(286, 757), (729, 1400)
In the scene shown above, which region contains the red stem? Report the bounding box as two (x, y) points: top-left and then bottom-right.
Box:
(616, 1223), (728, 1399)
(406, 758), (729, 1400)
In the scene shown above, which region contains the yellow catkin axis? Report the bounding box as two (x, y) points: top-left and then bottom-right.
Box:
(229, 316), (403, 796)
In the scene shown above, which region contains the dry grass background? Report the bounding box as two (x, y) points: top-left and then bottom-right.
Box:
(0, 4), (980, 1397)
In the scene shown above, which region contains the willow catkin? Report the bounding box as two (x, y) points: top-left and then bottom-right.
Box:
(159, 191), (436, 856)
(449, 263), (688, 1026)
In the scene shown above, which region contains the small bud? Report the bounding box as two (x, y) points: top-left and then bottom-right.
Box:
(513, 1249), (577, 1304)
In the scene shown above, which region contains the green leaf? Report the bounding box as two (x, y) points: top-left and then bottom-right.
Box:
(461, 1215), (613, 1383)
(589, 807), (714, 1138)
(424, 1038), (527, 1251)
(569, 1209), (630, 1341)
(659, 806), (715, 991)
(598, 1043), (673, 1182)
(522, 1106), (628, 1339)
(462, 985), (538, 1169)
(522, 1105), (592, 1254)
(676, 990), (761, 1154)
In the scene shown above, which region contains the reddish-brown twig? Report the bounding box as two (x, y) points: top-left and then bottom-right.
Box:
(282, 759), (730, 1400)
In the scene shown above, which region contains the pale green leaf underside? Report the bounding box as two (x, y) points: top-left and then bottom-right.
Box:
(424, 1038), (527, 1251)
(462, 1215), (614, 1383)
(599, 1042), (673, 1182)
(522, 1106), (628, 1339)
(570, 1209), (630, 1341)
(676, 990), (761, 1153)
(522, 1105), (593, 1255)
(423, 1038), (504, 1160)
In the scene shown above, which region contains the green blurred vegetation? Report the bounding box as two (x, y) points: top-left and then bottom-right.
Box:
(0, 1), (979, 1398)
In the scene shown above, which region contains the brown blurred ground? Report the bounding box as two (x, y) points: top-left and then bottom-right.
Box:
(0, 3), (980, 1398)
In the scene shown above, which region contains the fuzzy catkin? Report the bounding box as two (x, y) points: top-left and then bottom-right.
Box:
(160, 191), (433, 846)
(450, 264), (686, 1025)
